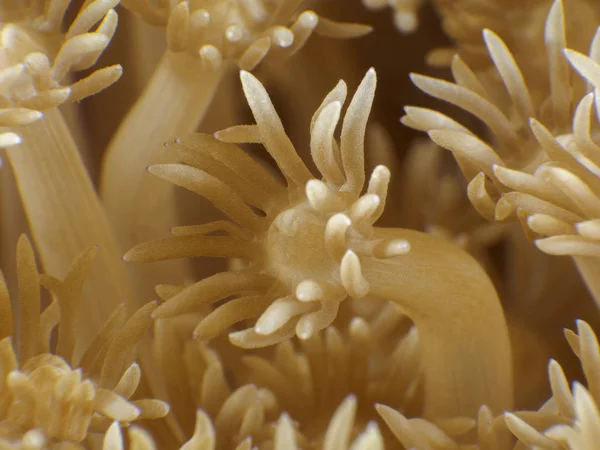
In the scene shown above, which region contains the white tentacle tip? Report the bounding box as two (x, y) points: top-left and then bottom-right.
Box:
(306, 179), (324, 191)
(254, 316), (275, 335)
(328, 213), (352, 228)
(482, 28), (494, 39)
(325, 213), (353, 261)
(225, 24), (244, 43)
(306, 179), (331, 209)
(271, 26), (294, 48)
(340, 250), (370, 298)
(254, 305), (283, 335)
(340, 213), (352, 226)
(364, 193), (381, 207)
(352, 193), (380, 213)
(31, 110), (44, 121)
(306, 179), (322, 196)
(375, 239), (411, 258)
(372, 164), (390, 178)
(298, 10), (318, 28)
(296, 321), (314, 340)
(0, 132), (22, 147)
(296, 280), (323, 302)
(199, 44), (222, 71)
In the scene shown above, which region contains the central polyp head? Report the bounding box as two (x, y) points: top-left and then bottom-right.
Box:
(128, 69), (410, 347)
(267, 200), (339, 287)
(256, 173), (412, 340)
(266, 182), (375, 284)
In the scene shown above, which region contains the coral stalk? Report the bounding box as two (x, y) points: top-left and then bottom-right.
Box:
(5, 109), (133, 346)
(362, 228), (513, 418)
(101, 51), (224, 242)
(0, 1), (130, 344)
(100, 52), (225, 301)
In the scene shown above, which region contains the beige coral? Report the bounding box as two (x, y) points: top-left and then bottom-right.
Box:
(125, 68), (512, 419)
(505, 321), (600, 450)
(0, 235), (167, 448)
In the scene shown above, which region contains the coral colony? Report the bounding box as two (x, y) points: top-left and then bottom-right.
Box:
(1, 0), (600, 448)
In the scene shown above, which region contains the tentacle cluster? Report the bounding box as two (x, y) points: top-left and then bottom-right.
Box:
(126, 67), (512, 419)
(105, 396), (386, 450)
(404, 1), (600, 246)
(377, 402), (508, 449)
(126, 68), (411, 348)
(147, 313), (278, 448)
(122, 0), (371, 71)
(254, 161), (411, 343)
(505, 320), (600, 449)
(407, 0), (574, 175)
(242, 309), (423, 445)
(0, 0), (123, 146)
(0, 236), (168, 447)
(402, 0), (600, 312)
(486, 47), (600, 261)
(138, 311), (391, 449)
(427, 0), (553, 67)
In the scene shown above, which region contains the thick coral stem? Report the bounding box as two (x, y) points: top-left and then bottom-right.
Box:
(100, 51), (225, 305)
(5, 109), (132, 347)
(362, 228), (513, 419)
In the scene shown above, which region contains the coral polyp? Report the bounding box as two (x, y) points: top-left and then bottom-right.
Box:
(125, 69), (407, 345)
(122, 0), (370, 71)
(126, 69), (513, 419)
(258, 167), (409, 339)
